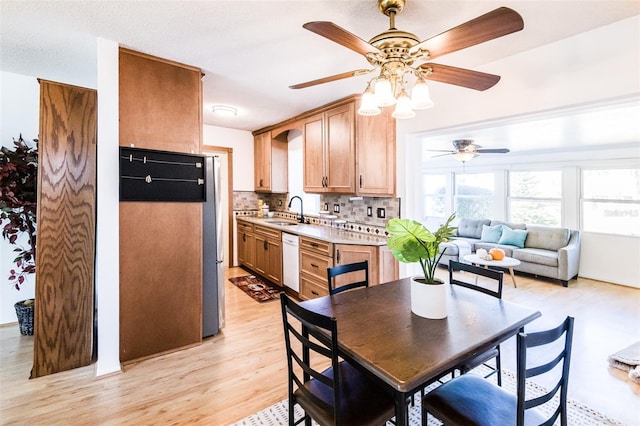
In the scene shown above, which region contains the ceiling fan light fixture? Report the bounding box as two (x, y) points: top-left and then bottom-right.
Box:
(358, 86), (382, 116)
(410, 79), (434, 110)
(391, 89), (415, 119)
(374, 78), (396, 107)
(452, 151), (476, 162)
(211, 105), (238, 116)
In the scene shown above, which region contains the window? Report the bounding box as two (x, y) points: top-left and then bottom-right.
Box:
(508, 170), (562, 226)
(582, 168), (640, 236)
(423, 174), (447, 219)
(454, 173), (495, 219)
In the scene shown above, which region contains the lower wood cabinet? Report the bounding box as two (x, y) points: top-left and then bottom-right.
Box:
(254, 225), (283, 286)
(237, 221), (255, 269)
(299, 237), (399, 300)
(237, 221), (282, 286)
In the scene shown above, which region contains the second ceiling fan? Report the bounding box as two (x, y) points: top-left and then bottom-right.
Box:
(290, 0), (524, 118)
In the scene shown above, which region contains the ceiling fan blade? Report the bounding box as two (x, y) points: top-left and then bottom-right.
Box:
(303, 21), (382, 56)
(420, 63), (501, 91)
(429, 152), (455, 158)
(289, 69), (372, 89)
(475, 148), (510, 153)
(412, 7), (524, 60)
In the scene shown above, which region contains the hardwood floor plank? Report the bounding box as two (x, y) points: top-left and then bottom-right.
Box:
(1, 267), (639, 424)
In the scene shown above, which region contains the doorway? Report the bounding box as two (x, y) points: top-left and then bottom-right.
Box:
(202, 147), (233, 268)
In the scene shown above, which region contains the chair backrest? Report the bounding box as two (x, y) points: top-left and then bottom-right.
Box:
(449, 260), (503, 298)
(516, 316), (575, 426)
(280, 293), (342, 423)
(327, 260), (369, 295)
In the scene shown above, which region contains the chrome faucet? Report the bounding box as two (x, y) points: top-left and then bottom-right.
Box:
(288, 196), (305, 224)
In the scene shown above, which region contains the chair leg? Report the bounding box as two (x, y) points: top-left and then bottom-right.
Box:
(496, 346), (502, 387)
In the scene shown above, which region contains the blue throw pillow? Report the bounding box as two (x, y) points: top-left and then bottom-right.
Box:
(498, 226), (528, 248)
(480, 224), (503, 243)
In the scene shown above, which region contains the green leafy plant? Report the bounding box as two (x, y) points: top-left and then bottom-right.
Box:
(386, 213), (457, 284)
(0, 134), (38, 290)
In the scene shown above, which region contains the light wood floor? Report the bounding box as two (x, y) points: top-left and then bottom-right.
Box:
(1, 267), (639, 425)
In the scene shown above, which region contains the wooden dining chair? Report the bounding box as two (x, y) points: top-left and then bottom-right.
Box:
(422, 316), (575, 426)
(449, 260), (504, 385)
(327, 260), (369, 295)
(280, 293), (395, 426)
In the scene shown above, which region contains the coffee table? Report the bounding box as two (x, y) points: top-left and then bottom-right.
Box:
(463, 254), (521, 287)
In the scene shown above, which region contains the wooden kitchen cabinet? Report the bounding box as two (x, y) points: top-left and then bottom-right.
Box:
(356, 108), (396, 196)
(299, 237), (399, 300)
(254, 225), (283, 286)
(254, 130), (288, 193)
(237, 221), (255, 269)
(303, 102), (356, 193)
(300, 96), (395, 196)
(299, 237), (334, 300)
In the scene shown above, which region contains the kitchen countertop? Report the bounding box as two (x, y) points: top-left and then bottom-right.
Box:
(237, 216), (388, 246)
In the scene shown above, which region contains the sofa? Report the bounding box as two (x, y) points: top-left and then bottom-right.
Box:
(438, 219), (581, 287)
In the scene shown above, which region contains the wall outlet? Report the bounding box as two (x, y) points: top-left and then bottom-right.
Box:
(278, 200), (283, 207)
(377, 208), (385, 218)
(367, 206), (373, 217)
(333, 204), (340, 213)
(324, 203), (329, 211)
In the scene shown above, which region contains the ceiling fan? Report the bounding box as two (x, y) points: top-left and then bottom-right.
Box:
(430, 139), (510, 162)
(290, 0), (524, 118)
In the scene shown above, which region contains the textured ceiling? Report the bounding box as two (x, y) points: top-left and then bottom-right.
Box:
(1, 0), (639, 132)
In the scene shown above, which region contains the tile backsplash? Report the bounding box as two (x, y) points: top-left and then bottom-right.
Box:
(233, 191), (400, 236)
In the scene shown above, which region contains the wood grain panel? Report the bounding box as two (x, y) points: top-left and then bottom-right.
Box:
(32, 80), (97, 378)
(119, 48), (203, 363)
(119, 48), (202, 153)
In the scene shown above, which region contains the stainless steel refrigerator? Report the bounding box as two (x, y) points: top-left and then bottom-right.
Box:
(203, 155), (225, 337)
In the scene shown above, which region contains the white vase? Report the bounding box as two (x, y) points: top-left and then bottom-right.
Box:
(410, 277), (448, 319)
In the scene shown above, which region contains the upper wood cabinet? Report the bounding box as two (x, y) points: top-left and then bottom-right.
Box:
(254, 131), (288, 193)
(303, 102), (356, 193)
(356, 108), (396, 196)
(301, 97), (395, 196)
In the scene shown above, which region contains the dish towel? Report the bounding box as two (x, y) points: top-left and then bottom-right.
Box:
(608, 341), (640, 384)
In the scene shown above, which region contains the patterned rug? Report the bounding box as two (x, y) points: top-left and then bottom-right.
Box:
(228, 275), (283, 303)
(231, 367), (623, 426)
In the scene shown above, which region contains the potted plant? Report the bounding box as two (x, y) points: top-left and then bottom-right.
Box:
(386, 213), (456, 319)
(0, 134), (38, 335)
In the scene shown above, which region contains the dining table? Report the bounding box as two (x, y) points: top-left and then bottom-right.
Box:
(299, 277), (542, 425)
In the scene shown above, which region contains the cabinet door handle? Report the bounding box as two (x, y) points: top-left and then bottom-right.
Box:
(264, 241), (268, 250)
(310, 263), (318, 268)
(242, 234), (246, 242)
(259, 178), (264, 187)
(311, 290), (319, 296)
(336, 249), (340, 264)
(359, 174), (363, 188)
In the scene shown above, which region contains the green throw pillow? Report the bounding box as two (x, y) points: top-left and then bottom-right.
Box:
(498, 226), (528, 248)
(480, 224), (503, 243)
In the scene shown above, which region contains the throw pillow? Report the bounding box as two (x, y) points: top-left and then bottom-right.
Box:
(480, 224), (503, 243)
(498, 226), (528, 248)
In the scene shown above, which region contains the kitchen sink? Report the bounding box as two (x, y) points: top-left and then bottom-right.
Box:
(267, 221), (298, 226)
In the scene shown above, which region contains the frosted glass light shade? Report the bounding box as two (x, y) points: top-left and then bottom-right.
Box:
(411, 80), (434, 110)
(452, 151), (476, 162)
(392, 91), (415, 119)
(358, 89), (381, 116)
(374, 78), (396, 107)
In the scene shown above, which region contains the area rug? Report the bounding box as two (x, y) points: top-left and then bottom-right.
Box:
(229, 275), (283, 303)
(608, 341), (640, 384)
(230, 367), (623, 426)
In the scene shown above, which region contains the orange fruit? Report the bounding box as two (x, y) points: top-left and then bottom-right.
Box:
(489, 248), (505, 260)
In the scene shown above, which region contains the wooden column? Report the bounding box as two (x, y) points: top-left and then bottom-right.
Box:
(32, 80), (97, 378)
(119, 48), (203, 363)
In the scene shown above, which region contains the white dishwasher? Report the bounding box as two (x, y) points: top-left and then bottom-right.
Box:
(282, 233), (300, 292)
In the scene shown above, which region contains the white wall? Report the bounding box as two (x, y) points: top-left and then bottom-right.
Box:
(396, 17), (640, 286)
(203, 125), (253, 191)
(95, 38), (121, 376)
(0, 71), (39, 323)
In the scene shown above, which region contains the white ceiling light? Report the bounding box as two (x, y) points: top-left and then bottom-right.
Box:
(212, 105), (238, 116)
